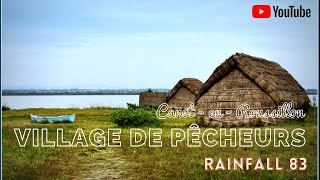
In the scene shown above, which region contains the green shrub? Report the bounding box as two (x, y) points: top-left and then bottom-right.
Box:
(2, 105), (11, 111)
(127, 103), (157, 110)
(111, 108), (163, 127)
(140, 104), (158, 110)
(127, 103), (139, 110)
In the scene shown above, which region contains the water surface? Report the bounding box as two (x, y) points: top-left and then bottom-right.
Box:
(1, 95), (317, 110)
(2, 95), (139, 109)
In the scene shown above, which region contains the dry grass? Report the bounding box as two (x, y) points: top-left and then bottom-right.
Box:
(2, 107), (317, 179)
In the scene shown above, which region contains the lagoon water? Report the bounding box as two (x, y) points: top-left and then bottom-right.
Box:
(1, 95), (317, 110)
(2, 95), (139, 109)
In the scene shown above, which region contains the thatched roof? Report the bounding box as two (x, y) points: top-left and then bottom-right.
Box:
(195, 53), (310, 109)
(167, 78), (203, 101)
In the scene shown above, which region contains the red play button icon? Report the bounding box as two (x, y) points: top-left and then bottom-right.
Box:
(252, 5), (271, 18)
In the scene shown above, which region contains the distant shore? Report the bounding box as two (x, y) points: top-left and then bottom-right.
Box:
(2, 88), (317, 96)
(2, 89), (171, 96)
(2, 93), (145, 96)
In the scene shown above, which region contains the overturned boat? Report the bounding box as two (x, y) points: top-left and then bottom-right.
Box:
(30, 114), (76, 123)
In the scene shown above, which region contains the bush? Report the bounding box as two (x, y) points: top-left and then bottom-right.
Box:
(140, 104), (158, 110)
(2, 105), (11, 111)
(127, 103), (157, 111)
(127, 103), (140, 110)
(111, 108), (163, 127)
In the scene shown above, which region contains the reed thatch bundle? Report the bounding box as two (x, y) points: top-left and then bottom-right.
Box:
(167, 78), (203, 109)
(139, 92), (166, 107)
(195, 53), (310, 127)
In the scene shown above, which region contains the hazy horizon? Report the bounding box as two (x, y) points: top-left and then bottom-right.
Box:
(2, 87), (318, 90)
(2, 88), (171, 90)
(2, 1), (318, 89)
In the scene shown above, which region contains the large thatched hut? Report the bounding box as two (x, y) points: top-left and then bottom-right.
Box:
(167, 78), (203, 109)
(139, 92), (166, 107)
(195, 53), (310, 127)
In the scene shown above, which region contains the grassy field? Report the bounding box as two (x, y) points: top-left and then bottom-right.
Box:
(2, 107), (318, 179)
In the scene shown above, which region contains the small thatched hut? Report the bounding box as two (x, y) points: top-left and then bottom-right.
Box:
(195, 53), (310, 127)
(139, 92), (166, 107)
(167, 78), (203, 109)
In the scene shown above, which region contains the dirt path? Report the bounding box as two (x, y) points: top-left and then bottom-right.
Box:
(76, 148), (128, 179)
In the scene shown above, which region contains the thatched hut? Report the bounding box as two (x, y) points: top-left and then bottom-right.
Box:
(139, 92), (166, 107)
(167, 78), (203, 109)
(195, 53), (310, 127)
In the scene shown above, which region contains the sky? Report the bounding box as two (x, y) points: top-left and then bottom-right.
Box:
(2, 0), (318, 89)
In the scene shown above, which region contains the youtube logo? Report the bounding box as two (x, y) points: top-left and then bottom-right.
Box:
(252, 5), (271, 18)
